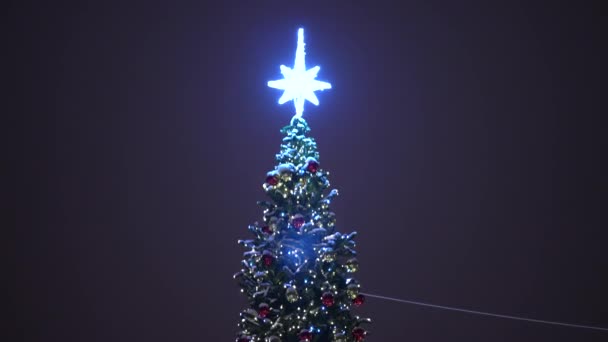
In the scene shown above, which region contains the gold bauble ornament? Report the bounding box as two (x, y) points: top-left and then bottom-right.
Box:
(346, 283), (360, 299)
(345, 258), (359, 273)
(321, 250), (336, 262)
(332, 334), (347, 342)
(280, 171), (293, 182)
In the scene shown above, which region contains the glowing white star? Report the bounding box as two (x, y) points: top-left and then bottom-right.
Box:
(268, 28), (332, 119)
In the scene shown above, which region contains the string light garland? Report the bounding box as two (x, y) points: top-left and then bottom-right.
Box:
(362, 292), (608, 332)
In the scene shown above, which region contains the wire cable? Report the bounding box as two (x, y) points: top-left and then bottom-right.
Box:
(361, 292), (608, 332)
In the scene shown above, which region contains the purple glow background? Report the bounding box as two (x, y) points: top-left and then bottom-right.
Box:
(12, 1), (607, 341)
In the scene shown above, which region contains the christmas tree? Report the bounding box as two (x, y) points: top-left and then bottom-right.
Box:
(234, 29), (371, 342)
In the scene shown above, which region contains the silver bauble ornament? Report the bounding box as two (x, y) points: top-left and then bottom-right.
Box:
(286, 286), (299, 303)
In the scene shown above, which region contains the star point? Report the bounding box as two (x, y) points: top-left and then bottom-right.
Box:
(268, 28), (332, 119)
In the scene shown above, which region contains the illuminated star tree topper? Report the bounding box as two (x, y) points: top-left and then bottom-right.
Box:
(268, 28), (332, 120)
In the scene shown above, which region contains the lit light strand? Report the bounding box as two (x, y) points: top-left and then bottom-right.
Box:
(362, 292), (608, 332)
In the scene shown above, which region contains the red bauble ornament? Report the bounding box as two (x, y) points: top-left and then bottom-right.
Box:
(321, 292), (335, 307)
(306, 160), (319, 173)
(258, 303), (270, 318)
(353, 294), (365, 307)
(292, 216), (305, 230)
(262, 253), (275, 267)
(266, 175), (278, 186)
(298, 329), (312, 341)
(352, 327), (366, 341)
(237, 336), (250, 342)
(261, 225), (272, 234)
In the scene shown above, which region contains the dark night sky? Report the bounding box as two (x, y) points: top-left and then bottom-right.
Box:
(12, 1), (608, 341)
